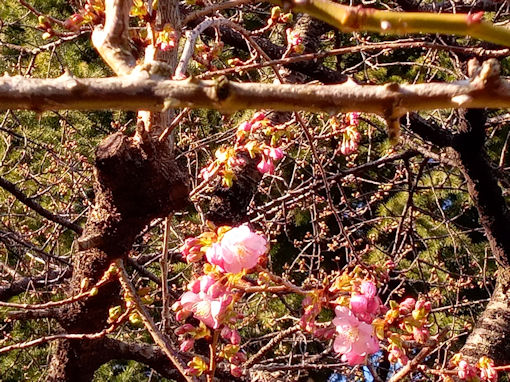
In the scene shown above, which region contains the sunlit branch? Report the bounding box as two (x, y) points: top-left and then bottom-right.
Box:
(0, 60), (507, 119)
(0, 307), (131, 355)
(91, 0), (135, 76)
(283, 0), (510, 47)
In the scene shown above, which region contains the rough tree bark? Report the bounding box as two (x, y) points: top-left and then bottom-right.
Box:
(47, 133), (189, 380)
(452, 110), (510, 364)
(409, 109), (510, 366)
(44, 0), (193, 379)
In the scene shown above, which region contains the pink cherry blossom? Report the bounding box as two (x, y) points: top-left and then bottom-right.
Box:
(458, 360), (477, 380)
(360, 281), (376, 298)
(257, 157), (274, 174)
(206, 225), (268, 273)
(266, 147), (285, 161)
(332, 306), (379, 366)
(350, 281), (381, 323)
(176, 276), (232, 328)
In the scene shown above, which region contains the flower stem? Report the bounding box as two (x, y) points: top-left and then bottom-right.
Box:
(207, 330), (220, 382)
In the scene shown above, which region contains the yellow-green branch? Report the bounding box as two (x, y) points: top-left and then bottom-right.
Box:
(282, 0), (510, 47)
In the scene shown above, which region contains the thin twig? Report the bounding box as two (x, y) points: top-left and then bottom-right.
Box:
(116, 259), (196, 382)
(243, 325), (300, 368)
(160, 215), (172, 333)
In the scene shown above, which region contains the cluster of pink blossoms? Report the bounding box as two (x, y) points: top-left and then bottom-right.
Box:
(61, 0), (104, 33)
(378, 297), (432, 365)
(331, 113), (361, 156)
(174, 274), (232, 329)
(450, 355), (498, 382)
(331, 280), (382, 365)
(176, 225), (268, 329)
(199, 111), (287, 186)
(175, 224), (268, 377)
(301, 276), (383, 366)
(239, 112), (285, 175)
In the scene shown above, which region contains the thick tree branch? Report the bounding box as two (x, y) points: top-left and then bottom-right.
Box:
(102, 338), (186, 381)
(0, 59), (508, 116)
(91, 0), (135, 75)
(284, 0), (510, 47)
(408, 108), (510, 366)
(406, 114), (454, 147)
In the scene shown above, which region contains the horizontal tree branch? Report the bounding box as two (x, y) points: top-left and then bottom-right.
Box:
(101, 338), (185, 381)
(0, 175), (82, 234)
(0, 267), (71, 302)
(0, 59), (507, 117)
(286, 0), (510, 47)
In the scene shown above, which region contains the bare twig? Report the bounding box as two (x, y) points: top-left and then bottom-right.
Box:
(0, 307), (132, 354)
(116, 259), (196, 382)
(243, 325), (300, 368)
(0, 175), (82, 234)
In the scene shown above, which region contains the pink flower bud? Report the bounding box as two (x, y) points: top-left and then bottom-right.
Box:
(176, 324), (195, 335)
(251, 111), (266, 122)
(230, 329), (241, 345)
(348, 112), (360, 126)
(239, 121), (252, 132)
(185, 367), (200, 376)
(415, 300), (432, 312)
(350, 294), (368, 314)
(399, 298), (416, 315)
(175, 310), (191, 321)
(180, 339), (195, 352)
(268, 147), (284, 161)
(231, 351), (247, 365)
(221, 327), (232, 340)
(413, 326), (429, 343)
(257, 158), (274, 174)
(230, 364), (243, 377)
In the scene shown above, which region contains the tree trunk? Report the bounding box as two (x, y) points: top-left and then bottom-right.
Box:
(451, 111), (510, 364)
(461, 268), (510, 364)
(47, 132), (189, 380)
